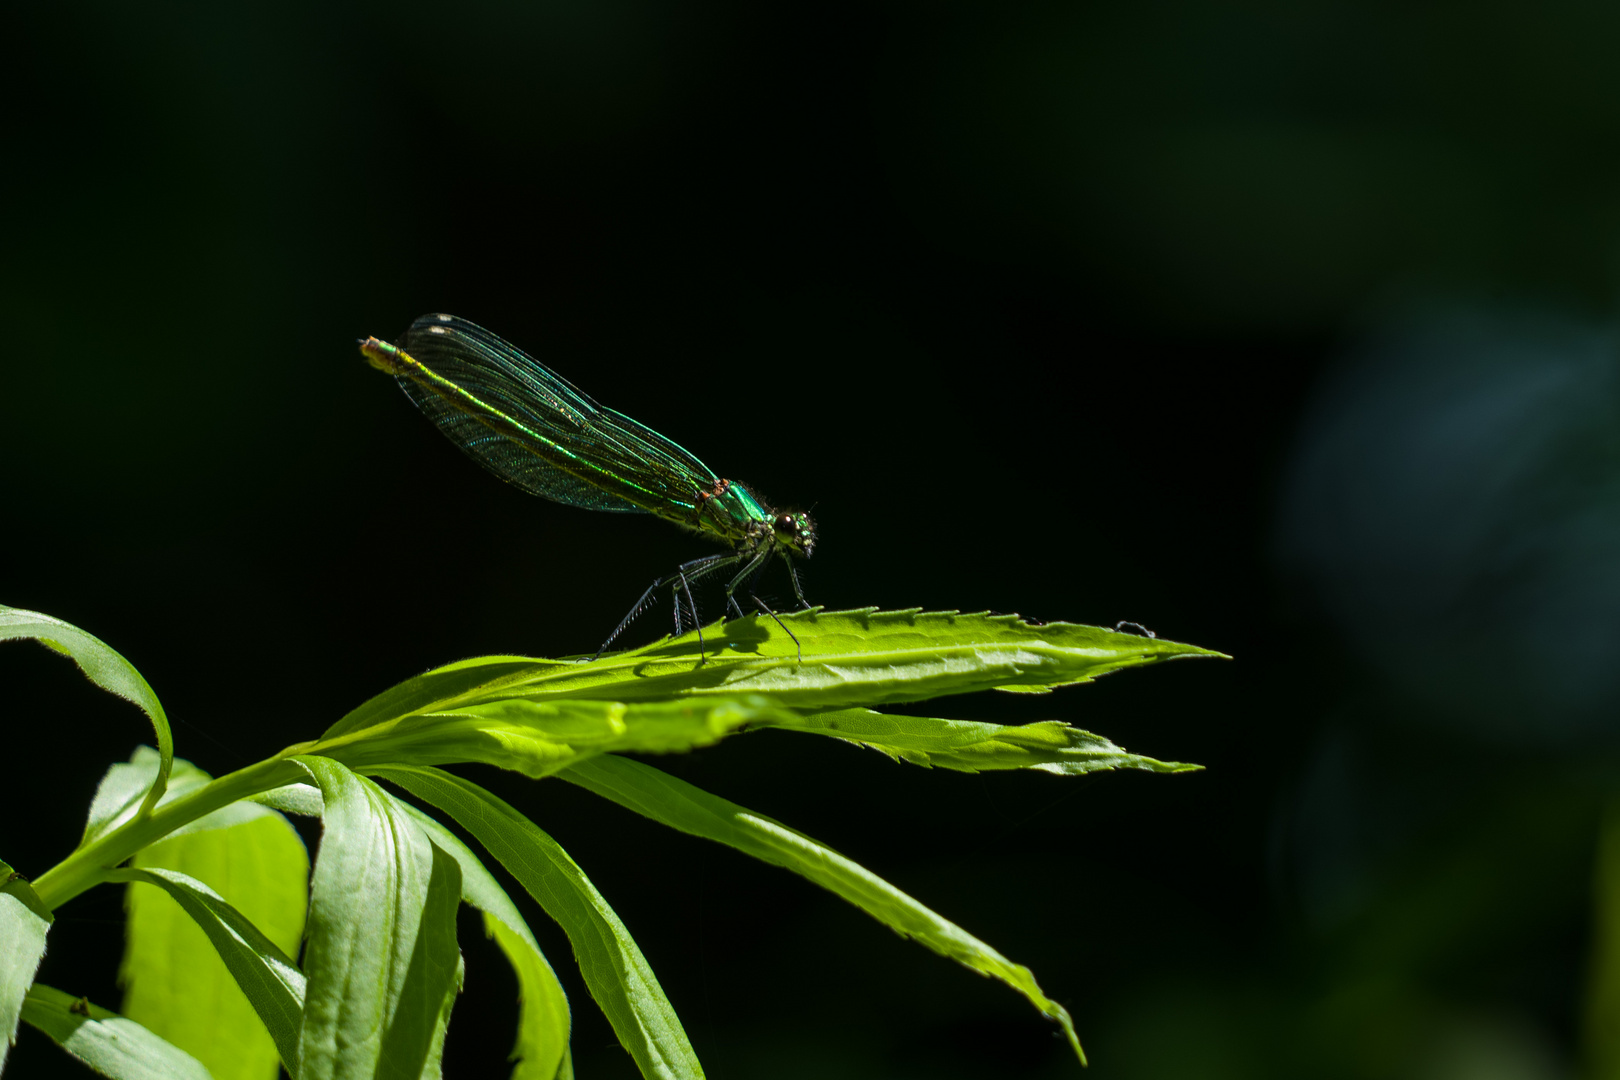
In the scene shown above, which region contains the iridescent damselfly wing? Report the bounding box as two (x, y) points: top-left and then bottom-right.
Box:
(360, 313), (815, 660)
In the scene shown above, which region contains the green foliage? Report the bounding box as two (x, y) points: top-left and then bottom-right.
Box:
(115, 786), (309, 1080)
(3, 603), (1221, 1078)
(560, 754), (1087, 1058)
(0, 607), (173, 825)
(110, 866), (305, 1078)
(292, 757), (465, 1080)
(0, 864), (51, 1074)
(374, 764), (699, 1079)
(20, 985), (210, 1080)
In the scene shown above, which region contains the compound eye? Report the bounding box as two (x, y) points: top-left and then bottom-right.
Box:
(776, 514), (796, 533)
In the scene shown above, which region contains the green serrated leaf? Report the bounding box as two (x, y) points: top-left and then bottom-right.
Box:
(20, 983), (212, 1080)
(774, 708), (1201, 774)
(116, 811), (309, 1080)
(560, 754), (1088, 1065)
(1, 862), (52, 1074)
(369, 765), (704, 1080)
(292, 756), (463, 1080)
(0, 605), (174, 824)
(319, 610), (1224, 742)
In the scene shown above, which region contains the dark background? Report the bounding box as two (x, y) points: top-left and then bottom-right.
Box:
(6, 2), (1620, 1078)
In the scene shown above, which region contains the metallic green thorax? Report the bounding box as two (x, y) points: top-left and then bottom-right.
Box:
(360, 314), (815, 559)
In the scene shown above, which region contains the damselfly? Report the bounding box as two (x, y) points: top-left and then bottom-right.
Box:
(360, 314), (816, 660)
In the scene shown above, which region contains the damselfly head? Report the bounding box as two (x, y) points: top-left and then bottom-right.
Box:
(775, 511), (816, 558)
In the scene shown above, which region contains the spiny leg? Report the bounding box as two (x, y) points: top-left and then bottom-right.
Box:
(679, 552), (742, 645)
(595, 575), (666, 660)
(594, 552), (740, 661)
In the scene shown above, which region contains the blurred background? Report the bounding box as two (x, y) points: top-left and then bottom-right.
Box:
(5, 2), (1620, 1077)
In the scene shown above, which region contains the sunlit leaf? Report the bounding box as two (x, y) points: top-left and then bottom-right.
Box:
(370, 765), (703, 1080)
(291, 756), (463, 1080)
(389, 795), (571, 1080)
(320, 610), (1224, 741)
(1, 861), (52, 1074)
(773, 708), (1200, 774)
(0, 605), (173, 824)
(562, 754), (1088, 1064)
(20, 984), (211, 1080)
(116, 807), (308, 1080)
(308, 695), (792, 779)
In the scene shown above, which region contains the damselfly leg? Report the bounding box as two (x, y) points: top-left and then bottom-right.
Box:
(591, 540), (805, 663)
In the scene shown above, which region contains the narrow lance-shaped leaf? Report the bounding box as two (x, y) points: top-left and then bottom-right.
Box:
(108, 864), (305, 1078)
(254, 780), (573, 1079)
(368, 765), (704, 1080)
(1, 861), (52, 1074)
(291, 756), (463, 1080)
(20, 984), (212, 1080)
(303, 695), (794, 780)
(112, 758), (308, 1080)
(560, 753), (1088, 1065)
(0, 605), (173, 823)
(320, 610), (1226, 741)
(772, 708), (1201, 775)
(387, 794), (572, 1080)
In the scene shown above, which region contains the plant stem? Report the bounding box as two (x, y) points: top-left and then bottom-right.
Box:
(30, 756), (307, 911)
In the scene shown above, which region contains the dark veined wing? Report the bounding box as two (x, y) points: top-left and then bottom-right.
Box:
(391, 314), (720, 515)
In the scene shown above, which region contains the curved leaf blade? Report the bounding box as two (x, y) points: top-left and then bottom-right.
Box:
(108, 867), (304, 1077)
(291, 757), (463, 1080)
(775, 708), (1201, 774)
(388, 796), (571, 1080)
(322, 657), (567, 741)
(0, 605), (173, 823)
(485, 917), (574, 1080)
(368, 765), (703, 1080)
(560, 754), (1088, 1065)
(525, 608), (1223, 706)
(320, 610), (1223, 739)
(308, 695), (792, 780)
(110, 756), (308, 1080)
(20, 984), (212, 1080)
(115, 806), (309, 1075)
(1, 863), (52, 1073)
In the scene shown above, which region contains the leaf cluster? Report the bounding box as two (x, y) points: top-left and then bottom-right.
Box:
(1, 605), (1221, 1079)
